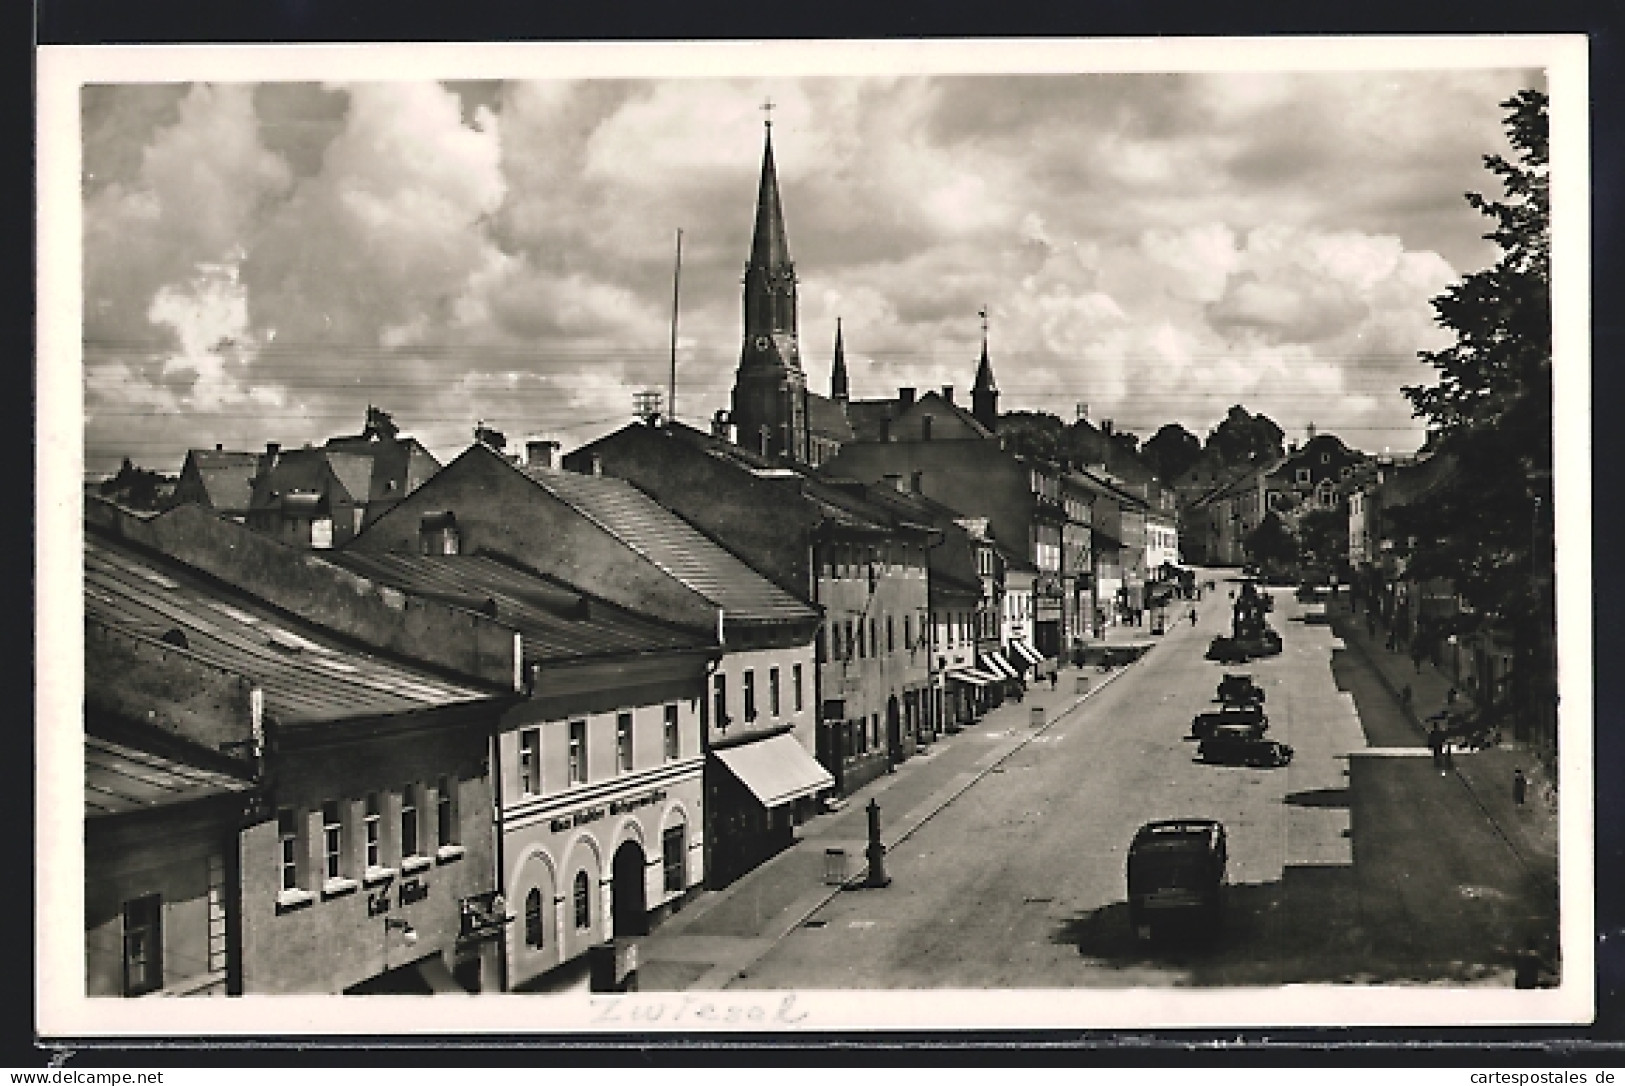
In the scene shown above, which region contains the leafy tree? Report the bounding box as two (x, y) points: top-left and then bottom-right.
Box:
(1143, 422), (1203, 482)
(98, 457), (171, 512)
(995, 410), (1065, 462)
(1245, 512), (1297, 567)
(1206, 405), (1284, 467)
(1395, 88), (1552, 746)
(1297, 507), (1348, 571)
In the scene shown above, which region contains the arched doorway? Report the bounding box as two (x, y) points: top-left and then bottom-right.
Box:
(611, 839), (647, 938)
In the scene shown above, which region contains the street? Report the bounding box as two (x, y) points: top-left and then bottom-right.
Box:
(723, 578), (1554, 989)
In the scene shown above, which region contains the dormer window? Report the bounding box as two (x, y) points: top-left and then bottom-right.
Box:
(419, 511), (460, 555)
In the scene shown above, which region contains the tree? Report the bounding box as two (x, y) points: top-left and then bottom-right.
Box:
(1297, 508), (1348, 572)
(1206, 406), (1284, 467)
(995, 410), (1065, 462)
(1143, 422), (1203, 482)
(1245, 512), (1297, 567)
(1396, 88), (1552, 748)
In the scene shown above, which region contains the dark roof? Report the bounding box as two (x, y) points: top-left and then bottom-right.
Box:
(85, 734), (252, 818)
(324, 434), (441, 504)
(517, 463), (819, 624)
(184, 450), (260, 514)
(916, 390), (996, 439)
(844, 399), (899, 443)
(85, 534), (497, 726)
(806, 390), (855, 442)
(329, 552), (714, 664)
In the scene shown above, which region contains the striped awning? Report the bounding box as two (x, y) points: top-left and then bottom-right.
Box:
(946, 668), (999, 686)
(1009, 640), (1045, 667)
(981, 652), (1019, 679)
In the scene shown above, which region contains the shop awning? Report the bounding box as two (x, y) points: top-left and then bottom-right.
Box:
(946, 668), (998, 686)
(1009, 640), (1045, 667)
(981, 652), (1019, 679)
(713, 733), (833, 809)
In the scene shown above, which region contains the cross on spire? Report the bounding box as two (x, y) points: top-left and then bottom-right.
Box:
(761, 97), (775, 128)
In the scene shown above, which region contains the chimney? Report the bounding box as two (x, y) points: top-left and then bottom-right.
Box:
(262, 441), (281, 473)
(1102, 419), (1113, 436)
(215, 443), (224, 451)
(526, 439), (560, 470)
(910, 470), (924, 494)
(941, 385), (954, 404)
(883, 473), (904, 493)
(899, 387), (916, 408)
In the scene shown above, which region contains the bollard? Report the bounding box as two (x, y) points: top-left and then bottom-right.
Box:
(1075, 676), (1090, 695)
(864, 798), (890, 888)
(1030, 705), (1046, 728)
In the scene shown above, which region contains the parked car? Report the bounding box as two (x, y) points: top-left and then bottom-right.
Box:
(1198, 730), (1293, 767)
(1191, 708), (1268, 740)
(1216, 673), (1265, 706)
(1126, 819), (1228, 941)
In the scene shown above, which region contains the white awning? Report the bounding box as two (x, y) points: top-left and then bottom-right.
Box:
(1009, 640), (1045, 666)
(981, 652), (1019, 679)
(713, 733), (833, 808)
(946, 668), (996, 686)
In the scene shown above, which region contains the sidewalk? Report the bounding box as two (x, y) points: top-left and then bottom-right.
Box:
(632, 630), (1158, 991)
(1324, 596), (1559, 894)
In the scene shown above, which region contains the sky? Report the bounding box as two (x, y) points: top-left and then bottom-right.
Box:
(79, 65), (1546, 477)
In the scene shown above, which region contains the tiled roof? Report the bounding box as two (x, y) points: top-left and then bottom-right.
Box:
(85, 534), (498, 726)
(517, 465), (819, 624)
(806, 391), (855, 442)
(85, 734), (252, 819)
(844, 400), (898, 443)
(330, 552), (715, 664)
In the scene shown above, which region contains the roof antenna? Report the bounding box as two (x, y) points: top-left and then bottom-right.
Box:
(669, 228), (682, 426)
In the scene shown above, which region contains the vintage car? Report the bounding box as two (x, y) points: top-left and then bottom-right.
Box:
(1216, 673), (1265, 706)
(1190, 708), (1268, 740)
(1198, 730), (1293, 767)
(1205, 636), (1250, 663)
(1126, 818), (1228, 941)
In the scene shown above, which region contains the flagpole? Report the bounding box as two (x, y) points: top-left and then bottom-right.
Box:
(669, 228), (683, 426)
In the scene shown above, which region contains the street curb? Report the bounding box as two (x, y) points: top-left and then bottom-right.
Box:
(704, 650), (1153, 987)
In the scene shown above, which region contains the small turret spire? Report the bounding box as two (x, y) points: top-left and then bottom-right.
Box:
(972, 306), (999, 431)
(831, 317), (849, 404)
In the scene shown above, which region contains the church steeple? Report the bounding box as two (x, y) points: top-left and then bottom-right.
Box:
(831, 317), (849, 404)
(972, 306), (999, 430)
(732, 103), (809, 462)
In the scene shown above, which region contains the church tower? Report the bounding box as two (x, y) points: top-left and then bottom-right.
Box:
(731, 108), (809, 462)
(971, 308), (999, 431)
(831, 317), (849, 405)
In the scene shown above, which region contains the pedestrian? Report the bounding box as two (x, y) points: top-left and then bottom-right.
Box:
(1411, 640), (1426, 674)
(1049, 669), (1058, 691)
(1513, 768), (1527, 807)
(1428, 724), (1443, 768)
(1190, 607), (1198, 627)
(1442, 736), (1453, 768)
(1401, 683), (1413, 711)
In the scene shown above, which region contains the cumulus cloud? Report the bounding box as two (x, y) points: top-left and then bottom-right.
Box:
(80, 68), (1539, 475)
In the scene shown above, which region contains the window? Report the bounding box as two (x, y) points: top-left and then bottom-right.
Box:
(903, 615), (912, 651)
(847, 619), (857, 660)
(663, 825), (686, 893)
(769, 667), (780, 717)
(519, 728), (541, 795)
(869, 619), (878, 658)
(664, 704), (680, 761)
(855, 619), (864, 659)
(573, 871), (591, 929)
(122, 895), (162, 997)
(712, 673), (728, 730)
(743, 670), (757, 722)
(1296, 467), (1311, 485)
(524, 888), (544, 948)
(871, 714), (881, 748)
(792, 664), (804, 712)
(322, 800), (344, 880)
(363, 793), (382, 870)
(569, 720), (587, 784)
(277, 808), (300, 891)
(400, 784), (420, 858)
(436, 776), (457, 847)
(887, 615), (895, 653)
(617, 712), (634, 773)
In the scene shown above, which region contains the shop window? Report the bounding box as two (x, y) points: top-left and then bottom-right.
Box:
(792, 664), (804, 712)
(122, 894), (162, 997)
(519, 728), (541, 795)
(573, 871), (591, 930)
(871, 714), (880, 748)
(569, 720), (588, 784)
(524, 889), (544, 948)
(769, 667), (780, 717)
(743, 670), (757, 722)
(663, 826), (686, 893)
(277, 807), (301, 892)
(617, 712), (634, 773)
(664, 704), (680, 761)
